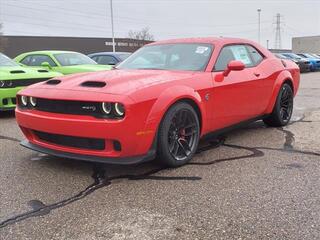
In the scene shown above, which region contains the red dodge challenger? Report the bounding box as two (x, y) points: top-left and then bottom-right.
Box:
(15, 38), (300, 167)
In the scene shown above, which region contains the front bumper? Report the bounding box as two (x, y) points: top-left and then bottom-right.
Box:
(15, 100), (158, 163)
(21, 140), (156, 164)
(298, 63), (311, 73)
(310, 62), (320, 71)
(0, 87), (23, 110)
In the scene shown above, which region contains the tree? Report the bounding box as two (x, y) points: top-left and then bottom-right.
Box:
(128, 27), (154, 41)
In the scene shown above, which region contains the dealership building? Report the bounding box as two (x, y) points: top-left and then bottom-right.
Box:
(0, 35), (152, 58)
(292, 35), (320, 54)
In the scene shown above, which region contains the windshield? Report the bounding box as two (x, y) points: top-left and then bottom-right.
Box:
(54, 53), (97, 66)
(275, 54), (288, 59)
(304, 53), (318, 59)
(0, 53), (19, 67)
(283, 53), (302, 60)
(117, 53), (131, 61)
(310, 54), (320, 59)
(117, 43), (213, 71)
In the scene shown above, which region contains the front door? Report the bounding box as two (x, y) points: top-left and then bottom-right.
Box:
(209, 44), (267, 131)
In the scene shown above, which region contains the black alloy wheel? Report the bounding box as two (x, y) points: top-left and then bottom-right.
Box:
(263, 83), (294, 127)
(158, 102), (200, 167)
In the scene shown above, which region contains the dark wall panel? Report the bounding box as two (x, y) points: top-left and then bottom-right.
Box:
(0, 36), (152, 58)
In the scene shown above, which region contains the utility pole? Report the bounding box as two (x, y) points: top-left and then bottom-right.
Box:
(274, 13), (282, 49)
(110, 0), (115, 52)
(257, 9), (261, 43)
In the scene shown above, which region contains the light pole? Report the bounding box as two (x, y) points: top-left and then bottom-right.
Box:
(110, 0), (115, 52)
(267, 39), (269, 49)
(257, 9), (261, 44)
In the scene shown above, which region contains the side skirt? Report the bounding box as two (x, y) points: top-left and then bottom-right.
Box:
(201, 115), (267, 141)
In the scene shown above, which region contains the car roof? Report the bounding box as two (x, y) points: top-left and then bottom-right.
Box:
(21, 50), (79, 55)
(147, 37), (258, 46)
(89, 52), (131, 55)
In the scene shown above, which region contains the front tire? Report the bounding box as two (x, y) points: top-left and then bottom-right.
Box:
(263, 83), (293, 127)
(158, 102), (200, 167)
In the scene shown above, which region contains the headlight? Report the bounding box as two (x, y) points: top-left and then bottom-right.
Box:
(30, 97), (37, 107)
(114, 103), (125, 116)
(21, 96), (28, 106)
(102, 102), (112, 114)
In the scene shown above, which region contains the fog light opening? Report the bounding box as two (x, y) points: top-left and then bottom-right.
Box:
(113, 140), (122, 152)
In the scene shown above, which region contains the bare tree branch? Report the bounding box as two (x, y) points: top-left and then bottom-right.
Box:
(128, 27), (154, 41)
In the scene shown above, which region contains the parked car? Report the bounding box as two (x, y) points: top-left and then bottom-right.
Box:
(275, 53), (311, 72)
(296, 53), (320, 71)
(88, 52), (131, 65)
(0, 53), (61, 111)
(16, 38), (300, 167)
(309, 53), (320, 59)
(15, 51), (112, 75)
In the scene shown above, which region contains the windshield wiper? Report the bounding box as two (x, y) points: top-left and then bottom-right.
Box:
(136, 67), (164, 70)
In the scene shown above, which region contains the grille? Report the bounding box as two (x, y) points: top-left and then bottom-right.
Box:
(33, 98), (104, 117)
(33, 130), (105, 150)
(8, 78), (50, 88)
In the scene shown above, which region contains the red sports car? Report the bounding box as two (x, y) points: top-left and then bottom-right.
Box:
(15, 38), (300, 167)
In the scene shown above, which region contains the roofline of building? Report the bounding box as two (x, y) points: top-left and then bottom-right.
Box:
(0, 35), (152, 41)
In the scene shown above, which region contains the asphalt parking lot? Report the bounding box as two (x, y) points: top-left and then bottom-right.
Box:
(1, 72), (320, 240)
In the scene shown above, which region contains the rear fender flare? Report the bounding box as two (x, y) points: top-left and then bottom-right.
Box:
(265, 70), (294, 113)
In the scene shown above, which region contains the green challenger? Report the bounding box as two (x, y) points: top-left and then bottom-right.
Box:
(0, 53), (62, 111)
(14, 50), (112, 75)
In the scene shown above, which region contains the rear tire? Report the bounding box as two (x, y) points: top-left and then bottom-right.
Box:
(263, 83), (293, 127)
(158, 102), (200, 167)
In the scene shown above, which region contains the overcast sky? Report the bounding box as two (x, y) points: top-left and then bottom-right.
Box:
(0, 0), (319, 49)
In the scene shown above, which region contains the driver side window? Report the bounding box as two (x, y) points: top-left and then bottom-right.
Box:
(214, 45), (253, 71)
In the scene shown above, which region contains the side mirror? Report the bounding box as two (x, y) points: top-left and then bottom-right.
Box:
(223, 60), (245, 76)
(41, 62), (52, 69)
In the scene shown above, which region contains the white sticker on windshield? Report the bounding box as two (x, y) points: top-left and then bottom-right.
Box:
(196, 46), (209, 54)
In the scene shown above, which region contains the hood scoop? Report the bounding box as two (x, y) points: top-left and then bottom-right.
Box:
(46, 79), (61, 85)
(10, 70), (25, 74)
(81, 81), (106, 88)
(38, 69), (49, 73)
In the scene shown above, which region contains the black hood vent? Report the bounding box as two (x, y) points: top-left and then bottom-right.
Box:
(81, 81), (106, 88)
(46, 79), (61, 85)
(10, 70), (25, 74)
(38, 69), (49, 73)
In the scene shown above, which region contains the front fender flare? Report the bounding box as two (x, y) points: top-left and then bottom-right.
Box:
(145, 85), (206, 131)
(135, 85), (207, 154)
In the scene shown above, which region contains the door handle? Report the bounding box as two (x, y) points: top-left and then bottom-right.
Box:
(254, 72), (260, 77)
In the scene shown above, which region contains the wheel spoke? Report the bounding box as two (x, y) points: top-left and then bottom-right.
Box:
(178, 138), (191, 156)
(278, 86), (293, 122)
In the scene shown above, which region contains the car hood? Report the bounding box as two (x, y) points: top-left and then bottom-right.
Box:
(29, 69), (200, 96)
(0, 66), (61, 80)
(59, 64), (112, 73)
